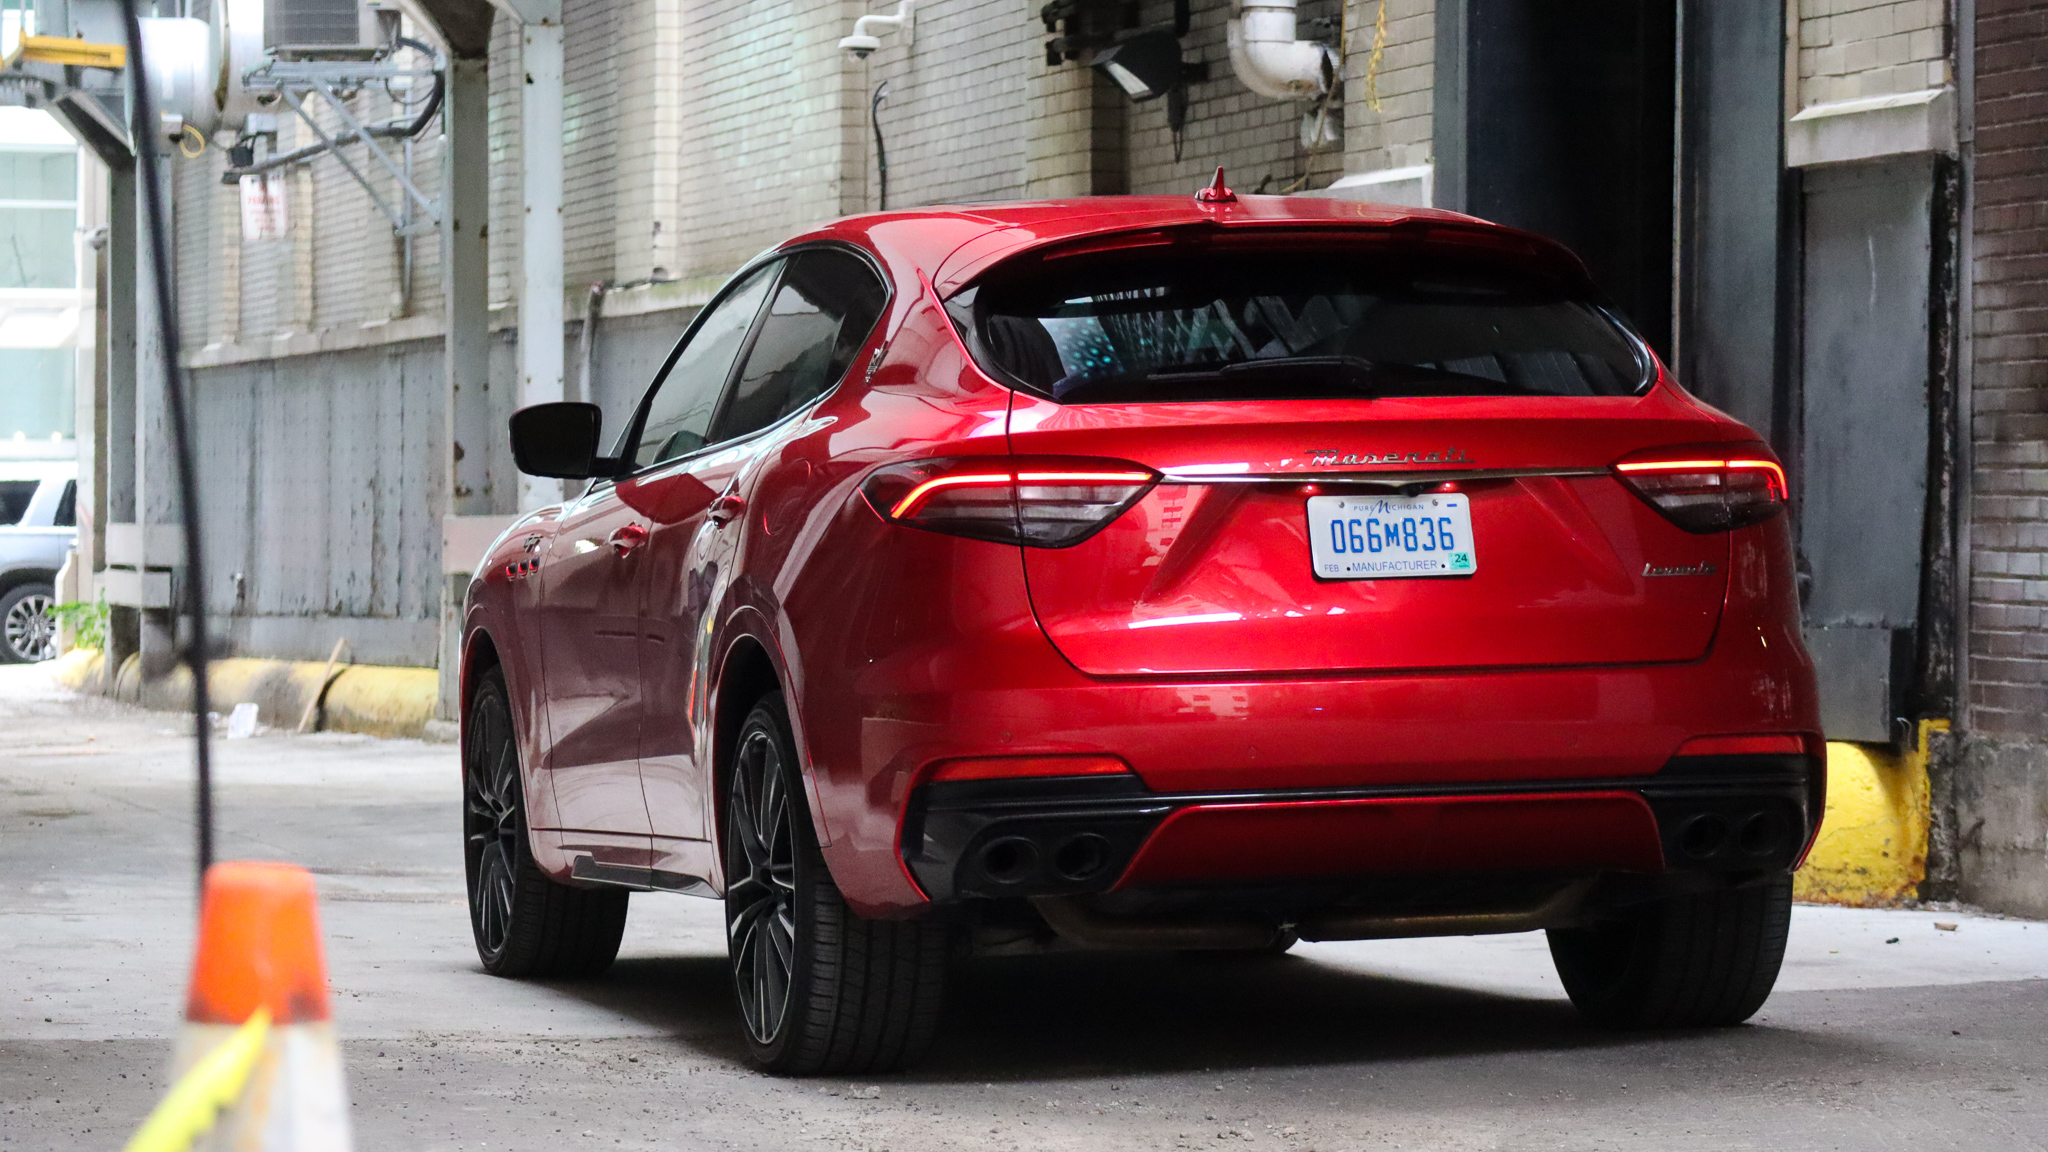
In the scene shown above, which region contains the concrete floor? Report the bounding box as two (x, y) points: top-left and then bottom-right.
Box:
(2, 663), (2043, 1151)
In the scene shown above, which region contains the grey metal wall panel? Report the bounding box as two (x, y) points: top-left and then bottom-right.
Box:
(191, 337), (452, 667)
(1801, 158), (1933, 629)
(184, 310), (695, 667)
(1800, 156), (1935, 741)
(1677, 0), (1787, 444)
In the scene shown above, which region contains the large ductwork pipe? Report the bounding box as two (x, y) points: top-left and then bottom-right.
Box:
(1225, 0), (1336, 99)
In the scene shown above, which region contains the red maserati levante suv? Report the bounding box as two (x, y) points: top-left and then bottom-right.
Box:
(460, 181), (1821, 1073)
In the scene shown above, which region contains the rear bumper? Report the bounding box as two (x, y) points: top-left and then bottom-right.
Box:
(904, 754), (1818, 905)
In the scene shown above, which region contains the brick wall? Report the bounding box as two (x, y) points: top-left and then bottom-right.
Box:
(853, 0), (1033, 208)
(1969, 0), (2048, 736)
(1127, 0), (1347, 195)
(1798, 0), (1951, 106)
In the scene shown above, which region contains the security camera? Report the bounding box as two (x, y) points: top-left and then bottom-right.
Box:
(837, 2), (911, 59)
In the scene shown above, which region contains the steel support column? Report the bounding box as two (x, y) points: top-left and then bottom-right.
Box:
(507, 0), (564, 510)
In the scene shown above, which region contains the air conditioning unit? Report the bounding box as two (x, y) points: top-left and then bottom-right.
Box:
(264, 0), (395, 59)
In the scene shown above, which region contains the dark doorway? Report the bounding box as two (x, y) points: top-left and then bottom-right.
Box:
(1436, 0), (1677, 358)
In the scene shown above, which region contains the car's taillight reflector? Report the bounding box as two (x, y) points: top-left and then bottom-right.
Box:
(1674, 733), (1814, 758)
(927, 754), (1134, 783)
(1614, 445), (1787, 533)
(862, 456), (1158, 547)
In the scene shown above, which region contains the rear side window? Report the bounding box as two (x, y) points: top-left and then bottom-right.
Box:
(0, 480), (36, 524)
(709, 249), (888, 443)
(952, 243), (1650, 404)
(53, 480), (75, 527)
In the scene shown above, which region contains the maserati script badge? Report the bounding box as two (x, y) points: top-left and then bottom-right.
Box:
(1302, 446), (1474, 467)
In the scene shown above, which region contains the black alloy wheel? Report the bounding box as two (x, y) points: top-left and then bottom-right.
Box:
(726, 711), (799, 1047)
(463, 666), (627, 977)
(722, 692), (950, 1074)
(465, 675), (522, 959)
(0, 583), (56, 663)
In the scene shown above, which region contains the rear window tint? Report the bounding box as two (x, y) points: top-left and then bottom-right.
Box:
(950, 242), (1650, 404)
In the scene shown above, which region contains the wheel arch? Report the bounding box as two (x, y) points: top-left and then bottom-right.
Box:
(0, 568), (57, 598)
(711, 632), (803, 856)
(461, 624), (503, 715)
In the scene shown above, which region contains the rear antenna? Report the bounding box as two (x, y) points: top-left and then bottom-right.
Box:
(1195, 166), (1237, 205)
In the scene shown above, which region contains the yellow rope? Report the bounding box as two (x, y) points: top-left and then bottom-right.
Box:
(121, 1010), (271, 1152)
(1364, 0), (1388, 113)
(178, 123), (206, 159)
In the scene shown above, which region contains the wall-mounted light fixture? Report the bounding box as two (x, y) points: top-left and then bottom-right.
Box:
(1089, 28), (1185, 101)
(1042, 0), (1207, 155)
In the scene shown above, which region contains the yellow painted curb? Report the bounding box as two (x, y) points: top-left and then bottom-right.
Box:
(47, 649), (441, 741)
(1795, 719), (1946, 907)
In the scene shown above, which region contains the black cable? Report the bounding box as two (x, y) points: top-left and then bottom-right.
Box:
(392, 37), (446, 138)
(871, 80), (889, 212)
(120, 0), (216, 890)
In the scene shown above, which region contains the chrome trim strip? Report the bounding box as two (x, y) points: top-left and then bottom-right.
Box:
(1157, 467), (1609, 486)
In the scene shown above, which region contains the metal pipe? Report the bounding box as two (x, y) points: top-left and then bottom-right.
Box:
(1296, 880), (1595, 942)
(1226, 0), (1335, 99)
(1031, 895), (1284, 951)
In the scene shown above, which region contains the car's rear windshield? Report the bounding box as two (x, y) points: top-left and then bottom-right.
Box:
(949, 239), (1651, 404)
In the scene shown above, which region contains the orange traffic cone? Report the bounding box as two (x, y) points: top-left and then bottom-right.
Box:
(166, 861), (354, 1152)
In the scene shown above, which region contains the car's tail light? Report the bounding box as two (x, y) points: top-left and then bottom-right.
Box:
(926, 754), (1133, 783)
(1614, 445), (1787, 533)
(861, 456), (1158, 547)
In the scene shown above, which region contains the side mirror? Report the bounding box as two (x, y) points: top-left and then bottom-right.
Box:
(509, 402), (621, 479)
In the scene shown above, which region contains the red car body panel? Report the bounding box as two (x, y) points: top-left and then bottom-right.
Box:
(462, 194), (1823, 921)
(1115, 792), (1666, 888)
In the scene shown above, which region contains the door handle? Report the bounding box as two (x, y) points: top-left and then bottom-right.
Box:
(708, 492), (746, 526)
(607, 523), (649, 556)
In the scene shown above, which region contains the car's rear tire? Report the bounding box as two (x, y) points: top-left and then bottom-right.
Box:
(0, 582), (57, 664)
(464, 666), (628, 978)
(1547, 874), (1793, 1028)
(724, 691), (948, 1075)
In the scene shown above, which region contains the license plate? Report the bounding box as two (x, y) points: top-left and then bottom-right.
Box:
(1307, 494), (1477, 579)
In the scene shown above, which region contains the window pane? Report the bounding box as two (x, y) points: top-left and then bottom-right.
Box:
(0, 480), (36, 525)
(0, 150), (76, 201)
(0, 348), (74, 438)
(632, 263), (777, 469)
(710, 250), (887, 443)
(0, 206), (76, 288)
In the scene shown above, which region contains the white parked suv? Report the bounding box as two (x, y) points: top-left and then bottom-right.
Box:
(0, 460), (77, 663)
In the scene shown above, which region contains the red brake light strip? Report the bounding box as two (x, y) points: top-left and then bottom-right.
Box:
(1615, 457), (1787, 501)
(888, 473), (1012, 518)
(890, 470), (1155, 518)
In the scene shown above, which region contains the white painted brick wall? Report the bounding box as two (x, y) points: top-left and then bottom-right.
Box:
(1798, 0), (1951, 106)
(1342, 0), (1434, 176)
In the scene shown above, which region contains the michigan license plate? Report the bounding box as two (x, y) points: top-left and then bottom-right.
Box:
(1307, 494), (1477, 579)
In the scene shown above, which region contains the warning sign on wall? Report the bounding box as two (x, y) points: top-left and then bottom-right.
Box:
(239, 174), (288, 243)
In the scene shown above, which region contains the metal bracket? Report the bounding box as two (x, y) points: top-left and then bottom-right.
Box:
(230, 55), (443, 234)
